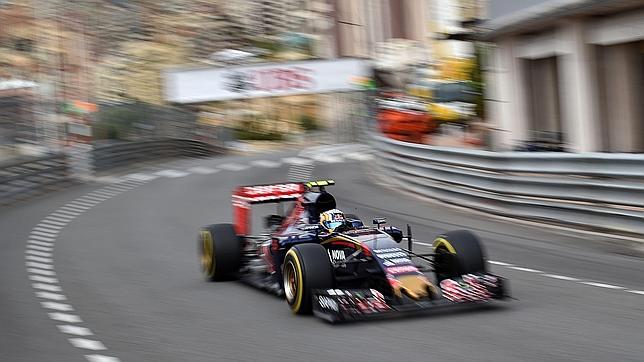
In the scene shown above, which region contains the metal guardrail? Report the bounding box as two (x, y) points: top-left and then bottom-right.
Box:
(0, 154), (70, 205)
(368, 131), (644, 237)
(92, 138), (224, 172)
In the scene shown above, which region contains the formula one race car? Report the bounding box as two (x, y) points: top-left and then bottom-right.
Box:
(198, 180), (509, 322)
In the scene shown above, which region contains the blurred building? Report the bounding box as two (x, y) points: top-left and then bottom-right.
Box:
(484, 0), (644, 152)
(334, 0), (425, 58)
(333, 0), (485, 59)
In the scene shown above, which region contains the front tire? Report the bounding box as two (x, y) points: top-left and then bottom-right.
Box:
(433, 230), (486, 281)
(199, 224), (242, 281)
(283, 244), (333, 314)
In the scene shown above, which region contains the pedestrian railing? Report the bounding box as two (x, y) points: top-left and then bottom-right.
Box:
(0, 138), (224, 205)
(0, 154), (70, 205)
(91, 139), (224, 172)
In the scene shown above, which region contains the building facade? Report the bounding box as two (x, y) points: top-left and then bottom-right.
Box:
(484, 0), (644, 152)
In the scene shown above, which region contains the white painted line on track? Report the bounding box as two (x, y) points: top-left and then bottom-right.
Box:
(55, 209), (82, 216)
(36, 292), (66, 300)
(26, 250), (53, 257)
(542, 274), (580, 281)
(33, 283), (62, 292)
(155, 169), (190, 178)
(48, 313), (82, 323)
(41, 301), (73, 311)
(218, 163), (249, 171)
(62, 204), (90, 211)
(25, 181), (154, 360)
(58, 325), (93, 336)
(250, 160), (281, 168)
(26, 262), (54, 270)
(27, 244), (53, 252)
(32, 229), (59, 237)
(508, 266), (543, 273)
(28, 268), (56, 276)
(104, 186), (136, 194)
(581, 282), (625, 289)
(187, 166), (218, 174)
(90, 190), (119, 197)
(28, 238), (55, 245)
(49, 213), (77, 220)
(81, 195), (110, 202)
(36, 224), (64, 230)
(413, 239), (639, 295)
(40, 219), (67, 226)
(70, 200), (98, 207)
(26, 255), (53, 263)
(488, 260), (513, 266)
(29, 275), (59, 283)
(68, 338), (106, 351)
(85, 354), (121, 362)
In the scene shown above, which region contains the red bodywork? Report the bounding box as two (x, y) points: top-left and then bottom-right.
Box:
(231, 183), (305, 235)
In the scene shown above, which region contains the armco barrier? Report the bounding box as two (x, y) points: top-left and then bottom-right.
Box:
(92, 139), (223, 172)
(0, 154), (70, 205)
(368, 131), (644, 237)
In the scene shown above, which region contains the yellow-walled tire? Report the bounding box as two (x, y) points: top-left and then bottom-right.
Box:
(283, 244), (333, 315)
(199, 224), (242, 281)
(433, 230), (487, 281)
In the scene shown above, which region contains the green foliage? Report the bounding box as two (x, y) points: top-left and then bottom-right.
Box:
(469, 44), (486, 119)
(299, 114), (319, 131)
(93, 102), (147, 140)
(250, 39), (281, 57)
(234, 128), (284, 141)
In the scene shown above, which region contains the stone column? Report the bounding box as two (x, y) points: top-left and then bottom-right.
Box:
(557, 20), (601, 152)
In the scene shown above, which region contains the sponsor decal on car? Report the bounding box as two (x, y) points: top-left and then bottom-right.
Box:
(317, 289), (391, 316)
(440, 274), (492, 303)
(385, 265), (418, 275)
(375, 251), (407, 259)
(318, 295), (339, 311)
(327, 249), (346, 262)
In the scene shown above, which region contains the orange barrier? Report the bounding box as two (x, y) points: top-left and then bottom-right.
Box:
(377, 108), (434, 144)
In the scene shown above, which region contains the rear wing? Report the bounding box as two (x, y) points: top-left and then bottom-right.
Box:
(232, 182), (304, 235)
(231, 180), (335, 235)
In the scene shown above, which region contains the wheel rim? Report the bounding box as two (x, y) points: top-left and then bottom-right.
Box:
(200, 231), (215, 277)
(283, 260), (298, 304)
(435, 246), (457, 279)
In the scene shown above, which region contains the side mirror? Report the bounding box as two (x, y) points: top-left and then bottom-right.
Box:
(264, 214), (284, 229)
(372, 217), (387, 229)
(383, 226), (403, 242)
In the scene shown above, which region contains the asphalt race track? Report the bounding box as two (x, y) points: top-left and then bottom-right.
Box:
(2, 146), (643, 361)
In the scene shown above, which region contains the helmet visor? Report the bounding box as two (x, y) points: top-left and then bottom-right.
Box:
(324, 221), (344, 230)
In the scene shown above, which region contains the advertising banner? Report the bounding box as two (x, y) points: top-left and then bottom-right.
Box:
(164, 58), (370, 103)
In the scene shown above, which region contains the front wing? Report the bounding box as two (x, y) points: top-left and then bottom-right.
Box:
(313, 273), (509, 323)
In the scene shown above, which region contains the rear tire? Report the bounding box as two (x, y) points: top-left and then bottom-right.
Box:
(283, 244), (333, 314)
(199, 224), (242, 281)
(433, 230), (486, 281)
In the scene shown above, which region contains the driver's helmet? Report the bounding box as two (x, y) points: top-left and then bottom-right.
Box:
(319, 209), (346, 232)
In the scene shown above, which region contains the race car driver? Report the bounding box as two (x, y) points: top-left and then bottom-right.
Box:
(320, 209), (351, 232)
